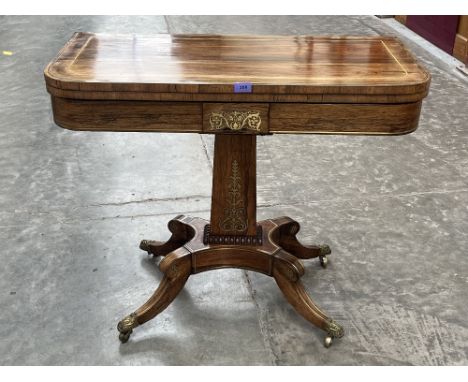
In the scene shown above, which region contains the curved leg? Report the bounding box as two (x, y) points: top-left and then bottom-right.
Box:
(272, 255), (344, 348)
(117, 247), (192, 342)
(270, 217), (331, 265)
(139, 215), (195, 257)
(118, 214), (344, 348)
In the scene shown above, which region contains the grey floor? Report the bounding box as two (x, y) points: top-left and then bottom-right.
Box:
(1, 15), (468, 366)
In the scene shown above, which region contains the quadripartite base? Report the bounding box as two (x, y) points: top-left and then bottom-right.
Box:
(117, 215), (344, 348)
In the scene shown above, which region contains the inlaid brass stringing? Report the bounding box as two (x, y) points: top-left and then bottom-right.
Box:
(219, 160), (248, 232)
(209, 111), (262, 131)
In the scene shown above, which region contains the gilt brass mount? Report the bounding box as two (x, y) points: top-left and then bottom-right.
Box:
(209, 111), (262, 132)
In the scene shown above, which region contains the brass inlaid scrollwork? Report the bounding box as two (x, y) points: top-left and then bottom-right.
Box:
(209, 111), (262, 131)
(219, 160), (248, 232)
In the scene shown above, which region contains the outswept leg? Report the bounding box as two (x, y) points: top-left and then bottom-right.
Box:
(139, 215), (195, 257)
(118, 215), (344, 348)
(272, 251), (344, 348)
(270, 217), (331, 266)
(117, 247), (192, 343)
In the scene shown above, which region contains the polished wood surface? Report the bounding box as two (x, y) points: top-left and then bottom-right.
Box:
(51, 97), (422, 135)
(51, 98), (202, 133)
(269, 101), (422, 134)
(45, 33), (430, 98)
(45, 33), (430, 135)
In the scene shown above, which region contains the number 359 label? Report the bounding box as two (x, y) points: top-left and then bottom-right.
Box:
(234, 82), (252, 93)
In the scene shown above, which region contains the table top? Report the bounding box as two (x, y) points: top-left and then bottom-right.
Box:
(45, 33), (430, 135)
(45, 33), (430, 103)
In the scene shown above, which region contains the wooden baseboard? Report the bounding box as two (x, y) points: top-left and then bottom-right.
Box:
(453, 33), (468, 64)
(395, 15), (407, 25)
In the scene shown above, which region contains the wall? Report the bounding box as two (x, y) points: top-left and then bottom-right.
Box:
(395, 15), (468, 64)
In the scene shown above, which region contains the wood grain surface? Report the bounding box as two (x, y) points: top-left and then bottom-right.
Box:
(45, 33), (430, 100)
(51, 97), (202, 133)
(269, 101), (422, 134)
(51, 97), (422, 135)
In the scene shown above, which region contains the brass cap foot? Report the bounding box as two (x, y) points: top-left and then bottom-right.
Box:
(319, 244), (331, 256)
(325, 319), (345, 339)
(117, 313), (139, 343)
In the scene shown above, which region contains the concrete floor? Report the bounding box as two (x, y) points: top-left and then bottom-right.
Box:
(1, 15), (468, 365)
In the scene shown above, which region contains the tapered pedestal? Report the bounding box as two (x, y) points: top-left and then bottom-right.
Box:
(117, 134), (344, 348)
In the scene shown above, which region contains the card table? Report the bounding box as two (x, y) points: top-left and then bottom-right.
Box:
(45, 33), (430, 348)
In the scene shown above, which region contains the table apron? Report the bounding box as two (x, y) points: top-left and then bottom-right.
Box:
(50, 96), (422, 135)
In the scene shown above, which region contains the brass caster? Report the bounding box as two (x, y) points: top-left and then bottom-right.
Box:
(324, 336), (333, 348)
(319, 255), (328, 268)
(119, 330), (132, 343)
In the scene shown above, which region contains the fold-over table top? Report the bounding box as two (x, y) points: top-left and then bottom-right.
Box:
(45, 33), (430, 103)
(45, 33), (431, 135)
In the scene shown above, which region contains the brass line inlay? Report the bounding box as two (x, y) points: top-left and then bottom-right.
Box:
(272, 128), (417, 136)
(219, 160), (248, 232)
(380, 40), (408, 75)
(209, 111), (262, 131)
(69, 35), (95, 67)
(63, 73), (411, 81)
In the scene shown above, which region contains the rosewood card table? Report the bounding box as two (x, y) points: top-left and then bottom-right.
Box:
(45, 33), (430, 348)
